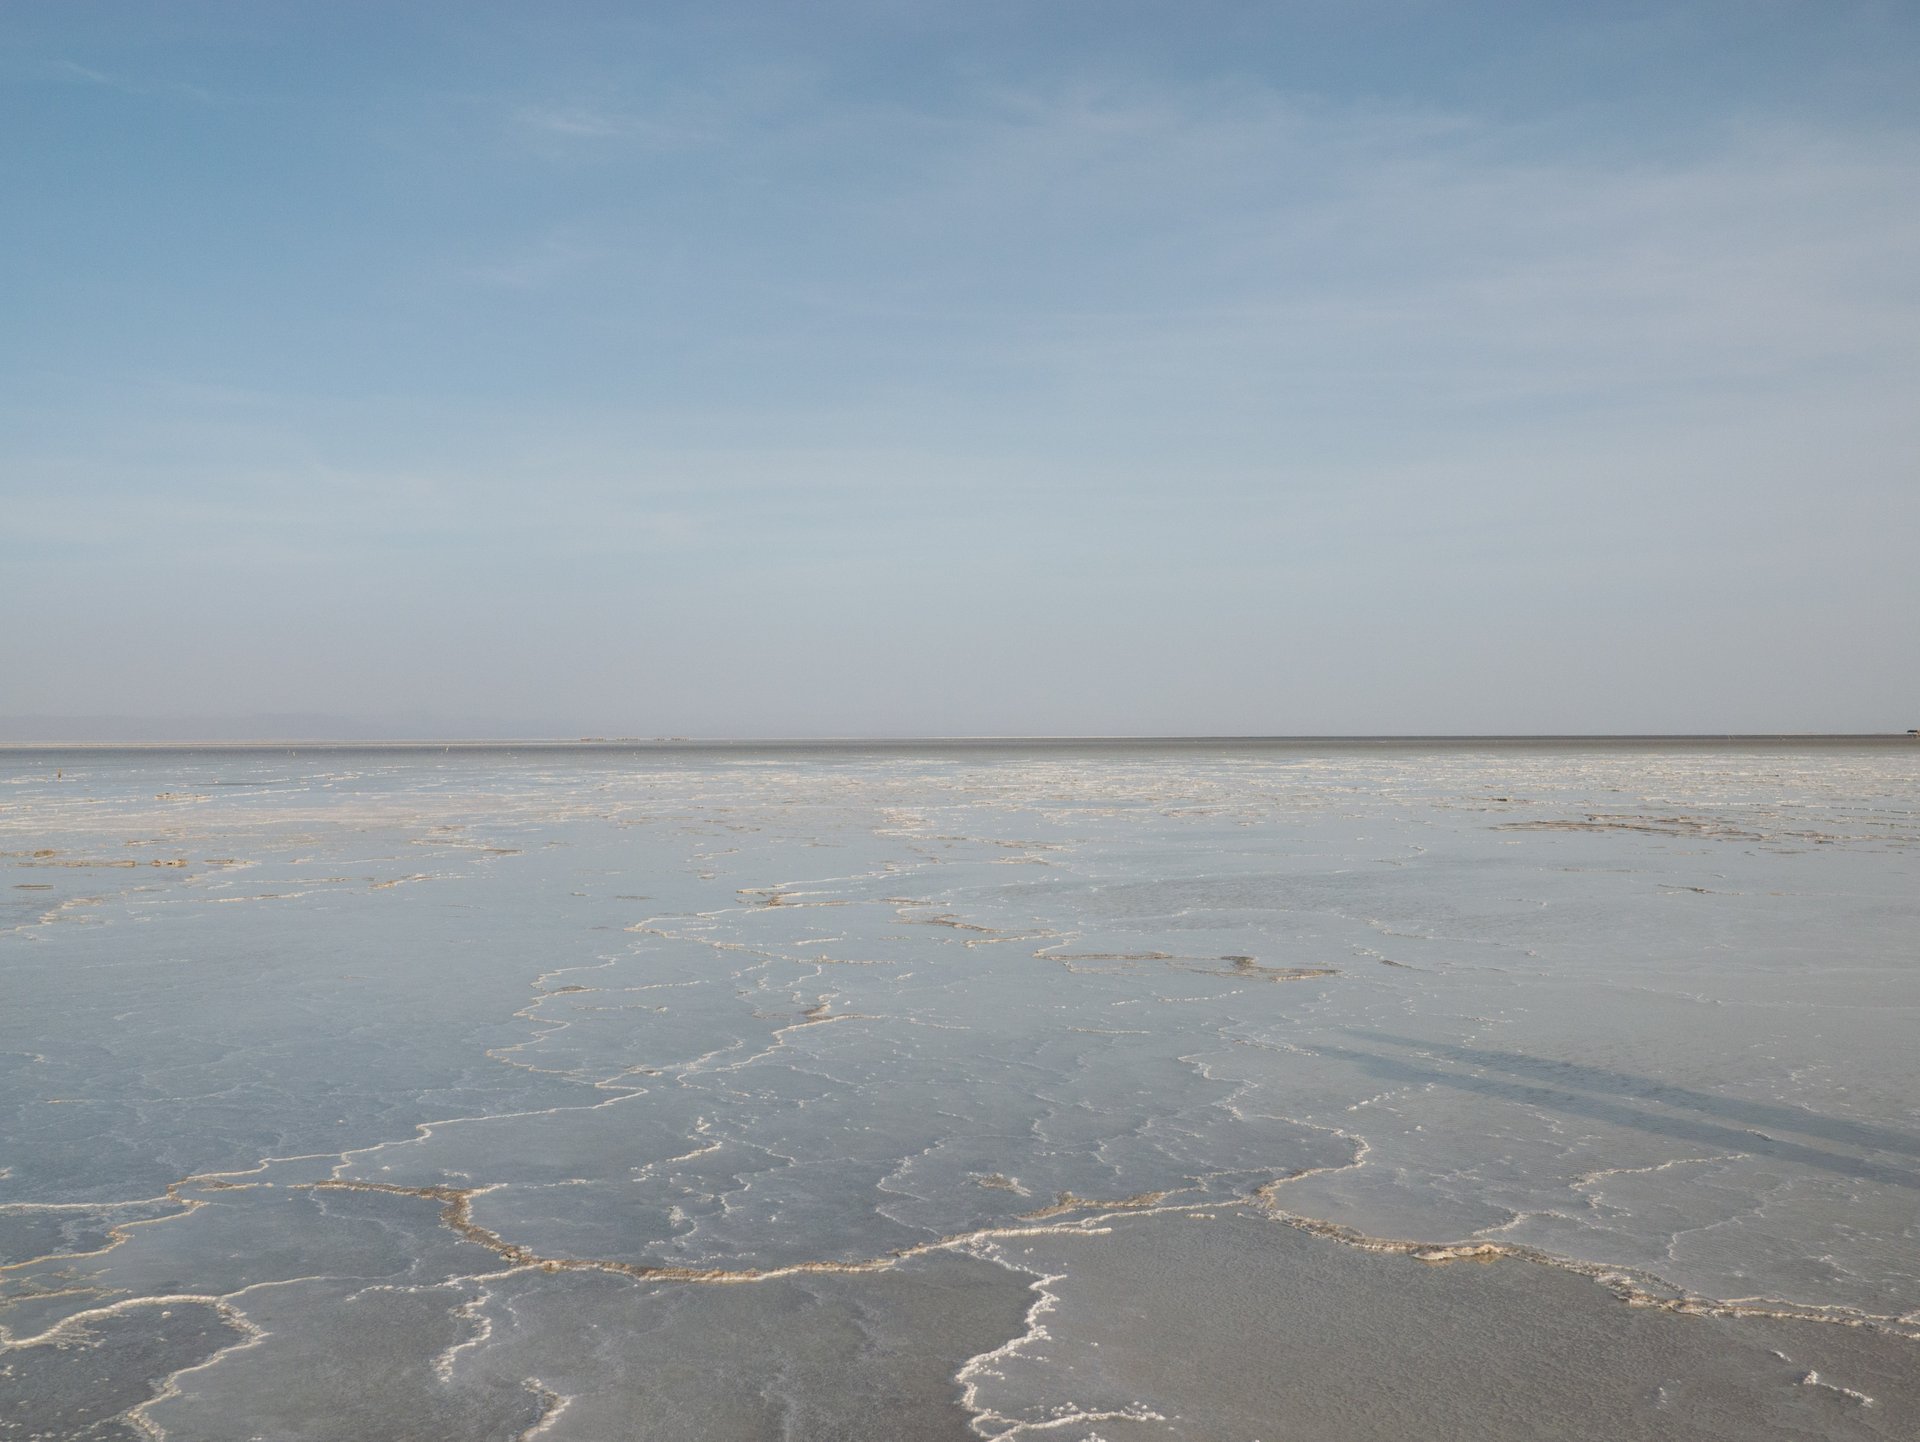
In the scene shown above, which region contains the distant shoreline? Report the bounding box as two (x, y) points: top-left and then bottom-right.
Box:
(1, 734), (1914, 754)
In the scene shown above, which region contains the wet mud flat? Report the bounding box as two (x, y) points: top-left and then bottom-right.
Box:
(2, 740), (1917, 1438)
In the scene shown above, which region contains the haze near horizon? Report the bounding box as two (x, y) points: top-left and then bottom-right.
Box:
(5, 2), (1918, 738)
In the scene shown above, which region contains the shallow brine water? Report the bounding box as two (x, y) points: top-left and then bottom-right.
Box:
(2, 740), (1916, 1439)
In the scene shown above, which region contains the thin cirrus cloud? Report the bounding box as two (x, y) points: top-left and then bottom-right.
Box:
(452, 82), (1917, 440)
(46, 56), (220, 105)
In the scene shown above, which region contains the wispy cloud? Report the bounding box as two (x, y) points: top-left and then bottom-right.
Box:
(456, 230), (604, 290)
(505, 60), (817, 156)
(517, 104), (629, 138)
(48, 56), (218, 105)
(455, 73), (1920, 429)
(809, 84), (1920, 420)
(509, 99), (725, 152)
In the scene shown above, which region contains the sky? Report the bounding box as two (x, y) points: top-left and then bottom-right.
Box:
(3, 0), (1917, 738)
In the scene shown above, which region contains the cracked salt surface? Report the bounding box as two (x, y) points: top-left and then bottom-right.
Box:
(2, 741), (1918, 1439)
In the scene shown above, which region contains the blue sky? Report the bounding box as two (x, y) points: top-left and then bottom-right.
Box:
(4, 1), (1917, 736)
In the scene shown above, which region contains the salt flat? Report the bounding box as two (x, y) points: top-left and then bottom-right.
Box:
(2, 741), (1916, 1439)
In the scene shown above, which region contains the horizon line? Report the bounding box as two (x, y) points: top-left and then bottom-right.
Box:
(2, 732), (1916, 751)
